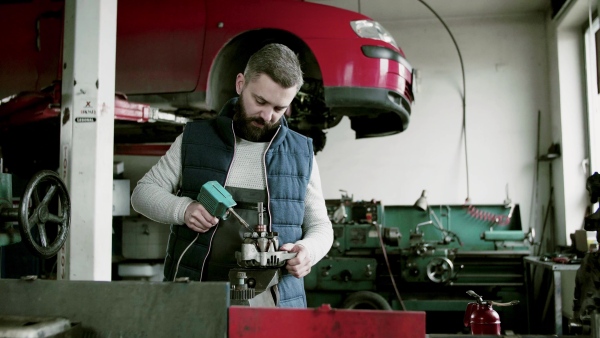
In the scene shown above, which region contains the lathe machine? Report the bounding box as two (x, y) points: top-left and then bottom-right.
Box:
(305, 191), (533, 334)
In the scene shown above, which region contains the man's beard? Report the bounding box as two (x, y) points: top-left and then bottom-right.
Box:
(233, 93), (281, 142)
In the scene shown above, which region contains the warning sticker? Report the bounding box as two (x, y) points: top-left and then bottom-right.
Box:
(75, 117), (96, 123)
(82, 101), (95, 113)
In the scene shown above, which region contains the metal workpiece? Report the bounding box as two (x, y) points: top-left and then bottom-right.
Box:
(229, 268), (280, 307)
(236, 240), (297, 268)
(230, 272), (256, 301)
(257, 236), (269, 252)
(227, 199), (297, 306)
(234, 201), (296, 268)
(257, 202), (264, 226)
(230, 287), (256, 302)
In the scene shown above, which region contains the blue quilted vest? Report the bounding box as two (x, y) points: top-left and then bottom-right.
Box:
(163, 98), (313, 308)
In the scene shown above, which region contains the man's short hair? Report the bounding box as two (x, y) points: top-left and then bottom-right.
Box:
(244, 43), (304, 90)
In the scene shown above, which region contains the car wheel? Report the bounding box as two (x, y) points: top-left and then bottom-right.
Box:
(342, 291), (392, 311)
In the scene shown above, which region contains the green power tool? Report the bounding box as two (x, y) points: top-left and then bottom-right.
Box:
(197, 181), (252, 231)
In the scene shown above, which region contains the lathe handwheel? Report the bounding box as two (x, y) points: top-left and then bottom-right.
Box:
(426, 257), (454, 283)
(18, 170), (70, 259)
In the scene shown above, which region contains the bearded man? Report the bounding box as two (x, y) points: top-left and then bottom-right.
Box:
(131, 43), (333, 308)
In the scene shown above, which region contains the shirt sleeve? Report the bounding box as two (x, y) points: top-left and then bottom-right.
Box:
(295, 155), (334, 266)
(130, 134), (194, 225)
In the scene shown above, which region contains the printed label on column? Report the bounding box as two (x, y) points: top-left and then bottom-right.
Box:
(76, 99), (97, 123)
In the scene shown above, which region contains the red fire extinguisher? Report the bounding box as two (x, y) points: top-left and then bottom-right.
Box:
(463, 290), (519, 335)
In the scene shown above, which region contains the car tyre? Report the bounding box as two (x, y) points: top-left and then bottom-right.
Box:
(342, 291), (392, 311)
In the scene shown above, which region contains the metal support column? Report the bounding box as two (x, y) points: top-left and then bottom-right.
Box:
(58, 0), (117, 281)
(524, 256), (580, 335)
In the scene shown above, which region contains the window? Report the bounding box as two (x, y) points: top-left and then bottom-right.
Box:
(584, 17), (599, 174)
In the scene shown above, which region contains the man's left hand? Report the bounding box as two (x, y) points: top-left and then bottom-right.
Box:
(279, 243), (311, 278)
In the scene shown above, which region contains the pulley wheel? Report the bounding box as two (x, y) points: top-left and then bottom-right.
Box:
(426, 257), (454, 283)
(342, 291), (392, 310)
(18, 170), (70, 258)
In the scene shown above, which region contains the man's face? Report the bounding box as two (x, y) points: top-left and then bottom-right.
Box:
(233, 73), (297, 142)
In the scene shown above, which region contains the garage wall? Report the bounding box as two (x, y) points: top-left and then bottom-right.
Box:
(316, 13), (552, 234)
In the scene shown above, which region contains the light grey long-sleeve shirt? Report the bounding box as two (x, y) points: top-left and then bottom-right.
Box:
(131, 134), (333, 266)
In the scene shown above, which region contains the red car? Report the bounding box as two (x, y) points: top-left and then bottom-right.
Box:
(0, 0), (413, 159)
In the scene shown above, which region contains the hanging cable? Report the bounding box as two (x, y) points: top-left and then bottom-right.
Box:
(173, 233), (199, 281)
(376, 222), (406, 311)
(417, 0), (470, 201)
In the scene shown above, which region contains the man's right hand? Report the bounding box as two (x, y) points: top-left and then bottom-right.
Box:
(184, 202), (219, 233)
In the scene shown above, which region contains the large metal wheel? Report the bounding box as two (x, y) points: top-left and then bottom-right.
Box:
(426, 257), (454, 283)
(342, 291), (392, 311)
(18, 170), (70, 258)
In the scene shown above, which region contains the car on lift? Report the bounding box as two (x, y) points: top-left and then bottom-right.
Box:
(0, 0), (413, 173)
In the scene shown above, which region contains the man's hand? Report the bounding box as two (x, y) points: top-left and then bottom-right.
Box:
(184, 202), (219, 233)
(279, 243), (311, 278)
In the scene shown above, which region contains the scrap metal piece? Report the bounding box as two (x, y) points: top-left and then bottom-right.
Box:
(229, 269), (280, 307)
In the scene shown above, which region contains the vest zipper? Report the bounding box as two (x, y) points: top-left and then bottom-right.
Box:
(264, 126), (281, 233)
(199, 122), (237, 280)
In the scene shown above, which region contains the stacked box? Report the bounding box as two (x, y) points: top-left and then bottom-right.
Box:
(122, 217), (170, 259)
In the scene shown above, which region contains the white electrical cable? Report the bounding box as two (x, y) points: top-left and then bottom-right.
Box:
(172, 233), (199, 282)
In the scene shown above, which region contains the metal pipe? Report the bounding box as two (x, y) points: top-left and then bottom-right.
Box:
(257, 202), (263, 225)
(452, 282), (524, 287)
(0, 207), (18, 221)
(445, 205), (452, 231)
(458, 273), (523, 278)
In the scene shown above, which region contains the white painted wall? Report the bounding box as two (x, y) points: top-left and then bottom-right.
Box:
(317, 13), (552, 238)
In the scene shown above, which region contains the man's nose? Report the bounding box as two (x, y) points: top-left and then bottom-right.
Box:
(259, 108), (274, 122)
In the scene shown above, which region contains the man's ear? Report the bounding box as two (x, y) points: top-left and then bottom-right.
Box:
(235, 73), (245, 95)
